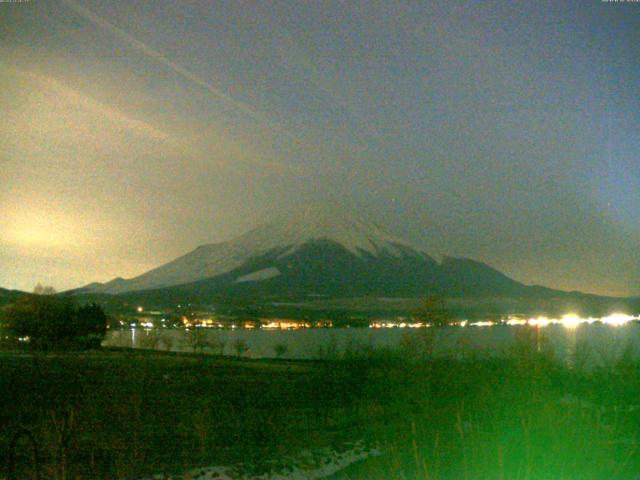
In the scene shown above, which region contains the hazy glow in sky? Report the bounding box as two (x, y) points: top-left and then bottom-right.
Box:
(1, 0), (638, 296)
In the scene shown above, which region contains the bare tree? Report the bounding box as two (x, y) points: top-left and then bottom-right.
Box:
(413, 294), (451, 326)
(34, 284), (57, 295)
(274, 343), (288, 359)
(233, 339), (249, 358)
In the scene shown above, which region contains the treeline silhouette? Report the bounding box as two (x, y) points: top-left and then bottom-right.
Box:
(1, 287), (107, 350)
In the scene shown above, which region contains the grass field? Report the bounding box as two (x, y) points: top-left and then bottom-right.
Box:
(2, 327), (640, 479)
(0, 349), (375, 479)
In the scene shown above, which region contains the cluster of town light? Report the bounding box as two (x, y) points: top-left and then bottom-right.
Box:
(176, 318), (323, 330)
(369, 313), (639, 329)
(369, 322), (428, 329)
(128, 305), (638, 330)
(507, 313), (640, 328)
(262, 320), (313, 329)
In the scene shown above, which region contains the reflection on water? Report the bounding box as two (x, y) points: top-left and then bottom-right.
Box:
(565, 327), (578, 369)
(104, 322), (640, 368)
(130, 326), (136, 346)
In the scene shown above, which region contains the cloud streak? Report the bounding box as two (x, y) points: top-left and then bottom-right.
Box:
(61, 0), (296, 141)
(0, 61), (179, 148)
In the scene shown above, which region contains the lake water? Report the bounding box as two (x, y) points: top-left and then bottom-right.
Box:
(104, 322), (640, 367)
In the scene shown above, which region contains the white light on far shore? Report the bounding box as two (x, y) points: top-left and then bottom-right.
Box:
(528, 317), (552, 327)
(521, 313), (638, 328)
(601, 313), (636, 326)
(560, 314), (582, 329)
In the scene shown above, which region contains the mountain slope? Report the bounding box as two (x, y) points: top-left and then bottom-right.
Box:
(141, 239), (528, 302)
(0, 287), (31, 306)
(79, 204), (426, 295)
(76, 203), (542, 300)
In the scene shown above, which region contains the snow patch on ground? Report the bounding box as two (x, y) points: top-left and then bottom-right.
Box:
(139, 440), (381, 480)
(235, 267), (281, 283)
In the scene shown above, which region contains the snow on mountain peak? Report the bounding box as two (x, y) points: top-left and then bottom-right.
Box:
(245, 202), (409, 256)
(82, 203), (421, 294)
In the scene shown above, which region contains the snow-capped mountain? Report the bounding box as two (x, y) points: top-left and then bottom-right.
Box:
(78, 203), (525, 298)
(81, 204), (416, 294)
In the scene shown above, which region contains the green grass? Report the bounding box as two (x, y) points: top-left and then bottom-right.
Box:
(3, 329), (640, 479)
(336, 333), (640, 480)
(0, 349), (372, 479)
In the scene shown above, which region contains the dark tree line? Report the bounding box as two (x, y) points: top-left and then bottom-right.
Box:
(1, 294), (107, 350)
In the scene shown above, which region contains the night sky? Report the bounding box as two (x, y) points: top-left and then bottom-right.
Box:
(1, 0), (638, 296)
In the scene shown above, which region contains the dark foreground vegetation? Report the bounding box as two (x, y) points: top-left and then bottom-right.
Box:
(342, 332), (640, 480)
(1, 328), (640, 479)
(0, 349), (372, 479)
(2, 293), (107, 351)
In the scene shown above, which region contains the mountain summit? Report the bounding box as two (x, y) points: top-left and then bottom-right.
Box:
(249, 203), (411, 257)
(79, 203), (524, 298)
